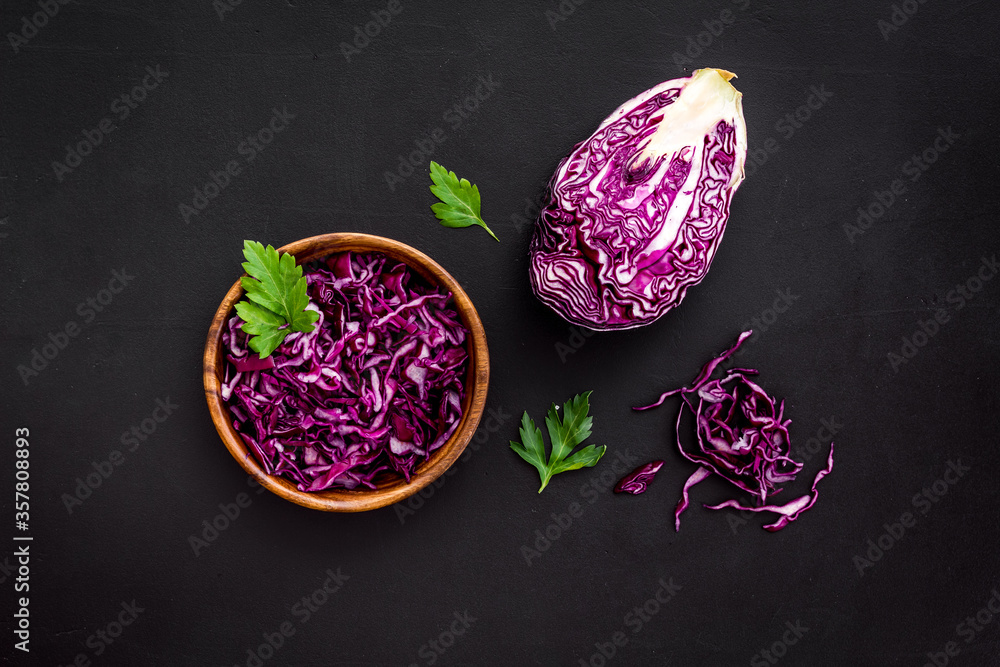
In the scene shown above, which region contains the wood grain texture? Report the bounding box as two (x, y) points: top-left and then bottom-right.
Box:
(203, 233), (490, 512)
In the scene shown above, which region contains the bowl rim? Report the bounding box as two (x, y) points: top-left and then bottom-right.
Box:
(203, 232), (490, 512)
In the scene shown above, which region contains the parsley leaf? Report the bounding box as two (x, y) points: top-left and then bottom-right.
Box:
(234, 240), (319, 358)
(428, 161), (499, 242)
(510, 391), (607, 493)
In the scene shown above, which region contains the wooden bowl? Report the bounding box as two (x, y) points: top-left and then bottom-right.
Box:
(203, 233), (489, 512)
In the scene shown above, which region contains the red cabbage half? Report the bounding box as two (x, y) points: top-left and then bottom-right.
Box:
(530, 68), (747, 330)
(636, 331), (834, 531)
(221, 251), (469, 492)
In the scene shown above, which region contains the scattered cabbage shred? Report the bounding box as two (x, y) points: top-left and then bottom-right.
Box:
(636, 331), (834, 531)
(222, 251), (469, 492)
(614, 460), (666, 495)
(530, 68), (748, 330)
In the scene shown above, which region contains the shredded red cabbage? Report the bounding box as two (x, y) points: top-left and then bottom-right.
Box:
(635, 331), (834, 531)
(614, 460), (665, 495)
(221, 251), (469, 492)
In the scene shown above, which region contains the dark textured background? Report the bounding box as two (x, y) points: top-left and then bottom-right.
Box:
(2, 1), (1000, 665)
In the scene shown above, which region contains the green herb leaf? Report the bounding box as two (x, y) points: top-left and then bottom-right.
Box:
(510, 391), (606, 493)
(428, 161), (499, 242)
(243, 322), (288, 359)
(234, 240), (320, 358)
(544, 391), (593, 462)
(509, 413), (549, 488)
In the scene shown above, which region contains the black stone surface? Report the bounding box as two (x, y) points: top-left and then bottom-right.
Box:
(2, 1), (999, 665)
